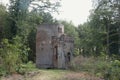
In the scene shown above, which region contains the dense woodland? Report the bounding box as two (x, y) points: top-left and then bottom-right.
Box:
(0, 0), (120, 79)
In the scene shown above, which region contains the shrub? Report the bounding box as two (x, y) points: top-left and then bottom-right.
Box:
(0, 66), (7, 76)
(16, 61), (36, 75)
(69, 55), (120, 79)
(0, 36), (30, 75)
(104, 60), (120, 80)
(0, 38), (22, 74)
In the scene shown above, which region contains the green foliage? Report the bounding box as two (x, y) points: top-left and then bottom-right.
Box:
(0, 36), (30, 74)
(91, 0), (120, 55)
(0, 38), (22, 74)
(70, 55), (120, 79)
(0, 11), (11, 40)
(63, 21), (80, 47)
(16, 61), (36, 75)
(103, 60), (120, 80)
(77, 22), (106, 56)
(0, 66), (7, 76)
(0, 0), (60, 76)
(76, 0), (120, 56)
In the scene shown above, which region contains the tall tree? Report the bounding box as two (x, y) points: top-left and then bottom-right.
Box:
(92, 0), (120, 55)
(7, 0), (60, 62)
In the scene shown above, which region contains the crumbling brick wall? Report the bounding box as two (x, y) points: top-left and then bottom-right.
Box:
(36, 24), (74, 69)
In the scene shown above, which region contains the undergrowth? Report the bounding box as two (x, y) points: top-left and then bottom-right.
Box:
(69, 55), (120, 80)
(0, 61), (36, 77)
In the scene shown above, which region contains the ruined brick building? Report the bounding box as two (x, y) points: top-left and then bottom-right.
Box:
(36, 24), (74, 69)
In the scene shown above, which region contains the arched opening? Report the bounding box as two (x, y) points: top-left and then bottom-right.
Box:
(55, 46), (58, 60)
(53, 46), (58, 68)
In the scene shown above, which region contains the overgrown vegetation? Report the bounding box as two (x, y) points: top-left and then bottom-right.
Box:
(0, 0), (120, 80)
(70, 55), (120, 80)
(0, 0), (60, 76)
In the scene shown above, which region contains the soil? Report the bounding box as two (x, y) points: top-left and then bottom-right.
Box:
(1, 69), (104, 80)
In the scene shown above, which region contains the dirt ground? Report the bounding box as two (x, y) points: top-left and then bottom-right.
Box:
(1, 69), (104, 80)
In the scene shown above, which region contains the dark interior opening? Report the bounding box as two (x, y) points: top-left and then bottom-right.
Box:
(67, 52), (71, 62)
(55, 46), (58, 59)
